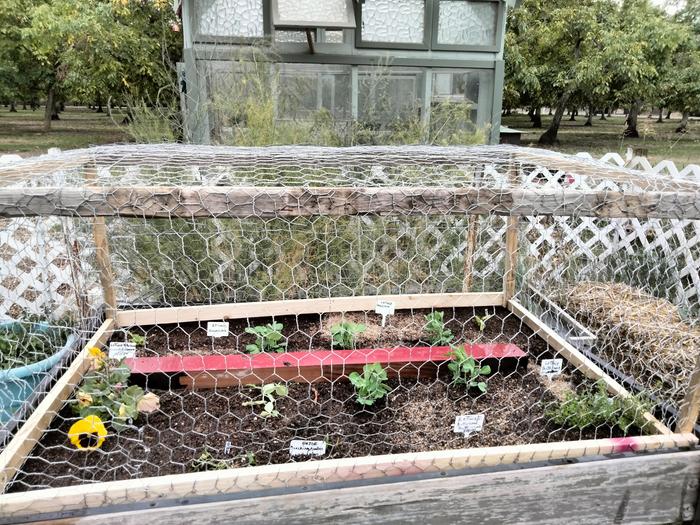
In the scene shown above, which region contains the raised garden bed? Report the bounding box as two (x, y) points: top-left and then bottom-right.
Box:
(0, 296), (685, 498)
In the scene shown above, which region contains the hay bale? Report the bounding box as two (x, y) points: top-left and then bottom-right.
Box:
(557, 282), (699, 404)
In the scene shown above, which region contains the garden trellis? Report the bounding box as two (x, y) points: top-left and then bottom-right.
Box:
(0, 144), (698, 521)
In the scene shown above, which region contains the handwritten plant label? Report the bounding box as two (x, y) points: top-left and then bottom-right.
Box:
(540, 358), (564, 378)
(223, 440), (234, 455)
(375, 300), (396, 327)
(453, 414), (485, 436)
(108, 342), (136, 359)
(289, 440), (327, 457)
(207, 321), (230, 338)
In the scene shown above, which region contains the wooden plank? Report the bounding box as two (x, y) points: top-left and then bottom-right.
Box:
(507, 299), (674, 436)
(92, 218), (117, 319)
(0, 186), (699, 220)
(22, 450), (700, 525)
(114, 292), (504, 328)
(503, 216), (518, 302)
(0, 319), (114, 493)
(0, 434), (695, 522)
(678, 350), (700, 433)
(126, 344), (527, 389)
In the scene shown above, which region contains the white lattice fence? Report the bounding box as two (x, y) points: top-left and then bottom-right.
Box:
(521, 154), (700, 311)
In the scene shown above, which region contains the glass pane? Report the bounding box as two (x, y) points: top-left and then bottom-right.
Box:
(274, 30), (313, 43)
(323, 30), (345, 43)
(277, 64), (352, 120)
(276, 0), (355, 27)
(358, 67), (424, 128)
(195, 0), (264, 38)
(361, 0), (425, 44)
(437, 1), (498, 46)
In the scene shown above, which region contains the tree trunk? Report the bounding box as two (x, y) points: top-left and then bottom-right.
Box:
(666, 108), (672, 119)
(532, 106), (542, 128)
(43, 87), (54, 131)
(22, 102), (27, 110)
(656, 108), (663, 123)
(505, 108), (512, 116)
(527, 107), (535, 121)
(96, 94), (103, 113)
(584, 104), (593, 126)
(9, 101), (17, 112)
(568, 106), (576, 121)
(539, 92), (571, 145)
(623, 100), (641, 138)
(600, 108), (607, 120)
(51, 98), (60, 121)
(676, 110), (690, 133)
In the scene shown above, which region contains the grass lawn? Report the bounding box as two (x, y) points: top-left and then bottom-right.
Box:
(1, 105), (699, 167)
(0, 106), (129, 157)
(502, 112), (700, 167)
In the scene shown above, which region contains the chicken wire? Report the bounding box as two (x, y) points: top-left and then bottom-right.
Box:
(0, 144), (698, 501)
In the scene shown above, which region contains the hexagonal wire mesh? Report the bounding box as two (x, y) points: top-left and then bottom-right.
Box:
(0, 145), (698, 509)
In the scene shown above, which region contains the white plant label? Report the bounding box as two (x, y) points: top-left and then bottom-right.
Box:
(207, 321), (230, 338)
(289, 440), (327, 457)
(453, 414), (485, 436)
(108, 342), (136, 359)
(375, 300), (395, 327)
(223, 440), (234, 454)
(540, 358), (564, 379)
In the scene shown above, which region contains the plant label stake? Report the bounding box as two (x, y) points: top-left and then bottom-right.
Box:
(453, 414), (485, 437)
(108, 342), (136, 360)
(207, 321), (230, 338)
(540, 358), (563, 379)
(289, 439), (327, 457)
(375, 300), (395, 327)
(223, 440), (233, 454)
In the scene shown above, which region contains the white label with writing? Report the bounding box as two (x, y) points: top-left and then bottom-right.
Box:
(207, 321), (230, 338)
(108, 342), (136, 359)
(223, 440), (234, 455)
(375, 300), (395, 327)
(540, 358), (563, 378)
(453, 414), (485, 436)
(289, 440), (327, 457)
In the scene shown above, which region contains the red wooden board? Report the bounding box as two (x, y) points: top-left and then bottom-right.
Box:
(126, 344), (526, 375)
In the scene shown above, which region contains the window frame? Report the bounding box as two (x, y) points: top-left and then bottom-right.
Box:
(271, 0), (357, 31)
(430, 0), (503, 52)
(354, 0), (432, 51)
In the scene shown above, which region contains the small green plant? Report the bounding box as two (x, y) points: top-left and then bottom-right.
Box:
(546, 381), (653, 435)
(243, 383), (289, 418)
(447, 346), (491, 392)
(245, 322), (286, 353)
(424, 311), (454, 345)
(330, 321), (366, 349)
(73, 348), (155, 432)
(349, 363), (391, 406)
(191, 449), (256, 472)
(127, 332), (146, 347)
(474, 310), (494, 332)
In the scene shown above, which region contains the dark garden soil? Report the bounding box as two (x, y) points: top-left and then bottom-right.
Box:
(9, 362), (636, 493)
(120, 306), (551, 358)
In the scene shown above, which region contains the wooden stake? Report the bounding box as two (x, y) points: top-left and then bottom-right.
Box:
(462, 216), (480, 292)
(85, 162), (117, 319)
(503, 217), (518, 303)
(677, 350), (700, 433)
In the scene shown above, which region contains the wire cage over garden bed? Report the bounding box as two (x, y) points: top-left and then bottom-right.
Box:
(0, 144), (698, 521)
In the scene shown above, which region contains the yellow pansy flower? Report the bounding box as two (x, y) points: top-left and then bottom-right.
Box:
(68, 415), (108, 450)
(87, 347), (106, 369)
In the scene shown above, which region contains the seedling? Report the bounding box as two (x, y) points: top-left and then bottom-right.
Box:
(349, 363), (391, 406)
(447, 345), (491, 392)
(243, 382), (289, 418)
(546, 380), (653, 435)
(474, 310), (494, 332)
(424, 311), (454, 345)
(127, 332), (146, 347)
(191, 450), (230, 472)
(245, 322), (286, 353)
(330, 321), (366, 349)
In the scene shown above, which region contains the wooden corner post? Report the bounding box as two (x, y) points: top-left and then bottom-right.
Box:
(678, 350), (700, 433)
(85, 161), (117, 319)
(503, 156), (519, 303)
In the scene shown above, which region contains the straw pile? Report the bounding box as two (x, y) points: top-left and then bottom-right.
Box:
(557, 282), (699, 404)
